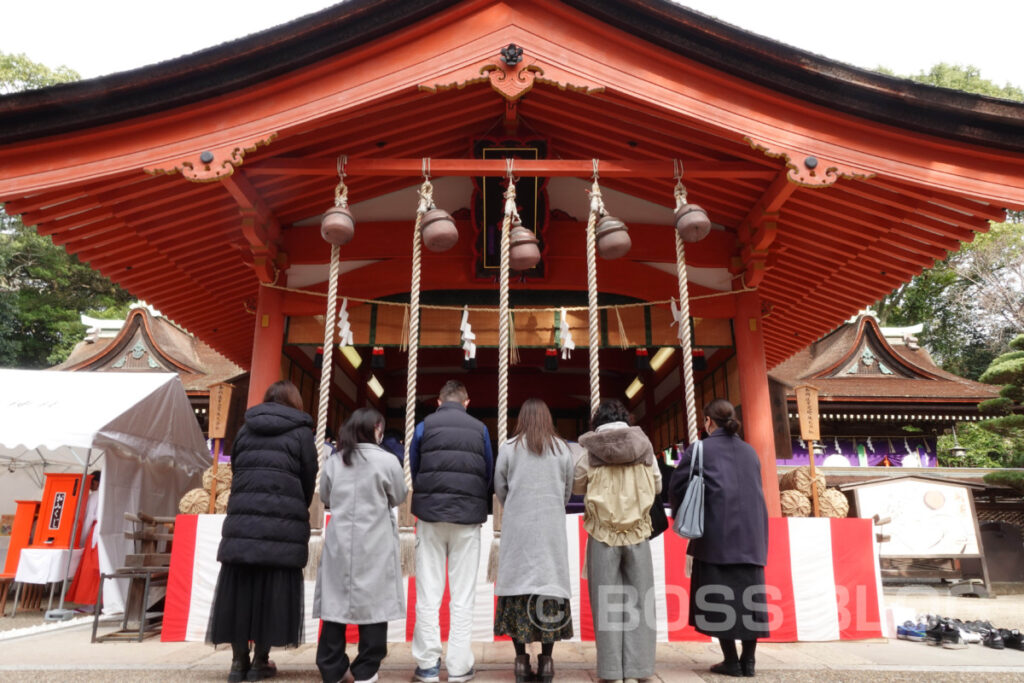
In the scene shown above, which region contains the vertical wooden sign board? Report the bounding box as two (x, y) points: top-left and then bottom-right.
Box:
(794, 384), (821, 517)
(207, 383), (234, 513)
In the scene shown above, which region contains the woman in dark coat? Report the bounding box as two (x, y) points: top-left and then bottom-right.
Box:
(208, 380), (319, 682)
(669, 398), (769, 678)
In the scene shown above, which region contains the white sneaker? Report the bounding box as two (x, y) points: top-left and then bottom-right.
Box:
(448, 668), (476, 683)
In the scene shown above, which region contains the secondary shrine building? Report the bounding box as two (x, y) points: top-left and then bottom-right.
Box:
(3, 0), (1024, 517)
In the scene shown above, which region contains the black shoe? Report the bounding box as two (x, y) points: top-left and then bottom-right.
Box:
(739, 658), (755, 677)
(514, 654), (534, 683)
(925, 622), (944, 646)
(1002, 629), (1024, 651)
(941, 625), (968, 650)
(983, 629), (1005, 650)
(710, 661), (743, 676)
(228, 658), (250, 683)
(536, 654), (553, 683)
(247, 658), (277, 681)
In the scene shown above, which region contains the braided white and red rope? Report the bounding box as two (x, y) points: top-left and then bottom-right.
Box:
(674, 174), (700, 445)
(585, 171), (605, 417)
(498, 178), (517, 445)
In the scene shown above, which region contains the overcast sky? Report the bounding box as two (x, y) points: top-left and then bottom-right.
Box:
(5, 1), (1022, 88)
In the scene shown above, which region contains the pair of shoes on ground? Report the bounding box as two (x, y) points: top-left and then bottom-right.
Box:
(338, 671), (377, 683)
(413, 659), (475, 683)
(516, 655), (557, 679)
(227, 657), (276, 682)
(601, 678), (643, 683)
(514, 653), (554, 683)
(923, 621), (968, 650)
(708, 659), (755, 677)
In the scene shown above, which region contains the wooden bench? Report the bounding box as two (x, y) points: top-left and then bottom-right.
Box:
(92, 512), (174, 642)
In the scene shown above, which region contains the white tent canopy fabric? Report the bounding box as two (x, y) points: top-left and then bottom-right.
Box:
(0, 370), (209, 613)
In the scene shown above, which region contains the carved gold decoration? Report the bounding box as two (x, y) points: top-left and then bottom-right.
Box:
(144, 133), (277, 183)
(420, 53), (603, 100)
(745, 137), (875, 187)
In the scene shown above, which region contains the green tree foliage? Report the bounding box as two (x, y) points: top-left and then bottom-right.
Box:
(983, 470), (1024, 496)
(0, 52), (78, 94)
(0, 214), (134, 366)
(939, 335), (1024, 468)
(1, 52), (133, 367)
(936, 421), (1019, 468)
(875, 62), (1024, 102)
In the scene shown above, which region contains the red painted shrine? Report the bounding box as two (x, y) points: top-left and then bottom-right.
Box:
(3, 0), (1024, 521)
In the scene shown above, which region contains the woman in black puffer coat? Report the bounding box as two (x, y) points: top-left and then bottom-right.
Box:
(208, 380), (318, 682)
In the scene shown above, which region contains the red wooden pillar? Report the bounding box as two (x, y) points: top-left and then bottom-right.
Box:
(247, 284), (286, 408)
(734, 291), (782, 517)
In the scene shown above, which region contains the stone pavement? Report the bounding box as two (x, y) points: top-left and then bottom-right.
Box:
(1, 618), (1024, 682)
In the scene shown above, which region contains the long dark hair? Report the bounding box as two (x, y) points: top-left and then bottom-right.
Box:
(704, 398), (741, 436)
(513, 398), (563, 456)
(590, 398), (631, 430)
(263, 380), (303, 411)
(337, 407), (384, 466)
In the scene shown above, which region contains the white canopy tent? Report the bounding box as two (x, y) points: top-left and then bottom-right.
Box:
(0, 370), (209, 614)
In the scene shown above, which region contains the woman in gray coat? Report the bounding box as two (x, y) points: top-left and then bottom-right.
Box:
(314, 408), (408, 683)
(494, 398), (575, 683)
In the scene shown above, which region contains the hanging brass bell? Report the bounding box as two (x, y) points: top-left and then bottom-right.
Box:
(420, 207), (458, 252)
(321, 205), (355, 245)
(508, 222), (541, 271)
(674, 204), (711, 243)
(595, 215), (631, 259)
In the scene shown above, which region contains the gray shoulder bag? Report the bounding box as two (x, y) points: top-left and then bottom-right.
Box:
(672, 439), (704, 540)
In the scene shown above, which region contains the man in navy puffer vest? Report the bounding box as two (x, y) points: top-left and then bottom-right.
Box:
(409, 380), (493, 683)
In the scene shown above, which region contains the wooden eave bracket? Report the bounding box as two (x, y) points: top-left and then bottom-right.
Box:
(745, 137), (875, 188)
(738, 171), (796, 288)
(215, 170), (286, 284)
(143, 133), (277, 183)
(419, 51), (604, 101)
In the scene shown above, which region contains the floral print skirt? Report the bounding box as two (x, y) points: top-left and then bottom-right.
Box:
(494, 594), (574, 643)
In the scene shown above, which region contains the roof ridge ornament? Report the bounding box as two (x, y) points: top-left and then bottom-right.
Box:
(500, 43), (523, 66)
(744, 136), (875, 187)
(420, 45), (604, 100)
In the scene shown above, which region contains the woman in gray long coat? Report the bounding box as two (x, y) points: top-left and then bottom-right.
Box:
(494, 398), (575, 683)
(314, 408), (408, 683)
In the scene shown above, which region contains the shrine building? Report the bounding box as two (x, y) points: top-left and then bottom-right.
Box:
(3, 0), (1024, 517)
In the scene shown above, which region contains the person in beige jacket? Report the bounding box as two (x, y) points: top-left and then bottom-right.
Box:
(574, 399), (661, 683)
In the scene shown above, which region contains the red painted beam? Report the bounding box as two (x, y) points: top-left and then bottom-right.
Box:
(245, 157), (777, 179)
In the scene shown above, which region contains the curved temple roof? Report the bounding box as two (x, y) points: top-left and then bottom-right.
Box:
(0, 0), (1023, 368)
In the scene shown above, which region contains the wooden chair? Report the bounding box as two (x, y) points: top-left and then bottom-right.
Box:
(92, 512), (174, 642)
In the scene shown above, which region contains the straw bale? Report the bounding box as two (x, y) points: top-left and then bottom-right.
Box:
(780, 489), (812, 517)
(779, 466), (826, 497)
(203, 464), (232, 492)
(215, 488), (231, 514)
(819, 487), (850, 518)
(179, 488), (210, 515)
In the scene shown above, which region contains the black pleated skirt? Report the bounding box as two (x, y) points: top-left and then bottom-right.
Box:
(688, 559), (770, 640)
(207, 563), (305, 647)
